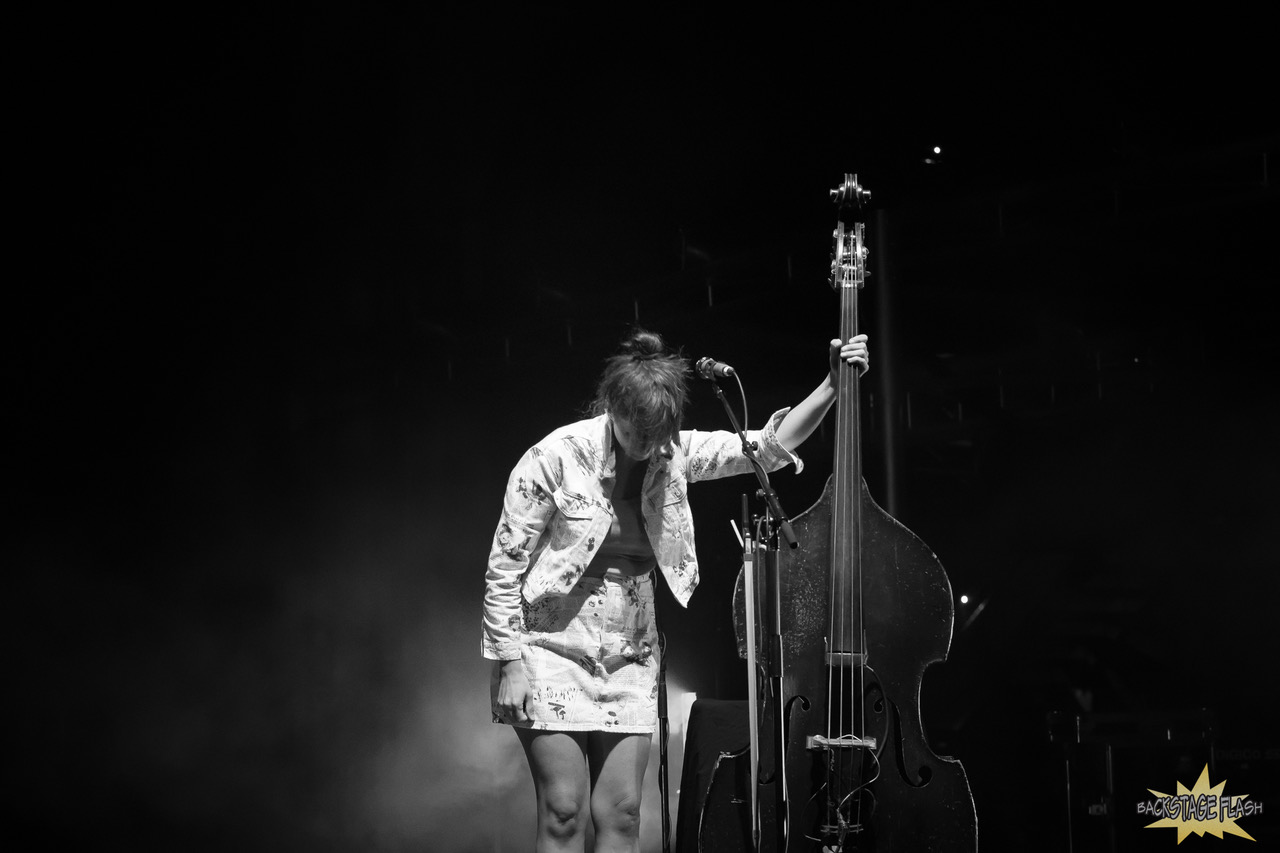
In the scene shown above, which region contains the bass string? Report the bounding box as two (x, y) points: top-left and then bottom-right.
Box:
(847, 265), (868, 832)
(826, 250), (866, 831)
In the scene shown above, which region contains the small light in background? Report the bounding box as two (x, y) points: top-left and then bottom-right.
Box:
(924, 145), (943, 165)
(675, 689), (697, 738)
(959, 592), (990, 632)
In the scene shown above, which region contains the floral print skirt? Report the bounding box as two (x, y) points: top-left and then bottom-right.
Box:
(492, 569), (660, 733)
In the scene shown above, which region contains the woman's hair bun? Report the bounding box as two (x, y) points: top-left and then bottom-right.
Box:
(588, 326), (691, 435)
(619, 328), (667, 361)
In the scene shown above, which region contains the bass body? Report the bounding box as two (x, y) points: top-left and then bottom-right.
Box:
(703, 174), (977, 852)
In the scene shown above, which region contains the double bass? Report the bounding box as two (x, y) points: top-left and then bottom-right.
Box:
(704, 175), (978, 851)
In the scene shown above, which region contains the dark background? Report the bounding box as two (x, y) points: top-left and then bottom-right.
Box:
(11, 3), (1278, 851)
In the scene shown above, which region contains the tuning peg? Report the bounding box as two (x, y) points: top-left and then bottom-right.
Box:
(829, 174), (871, 209)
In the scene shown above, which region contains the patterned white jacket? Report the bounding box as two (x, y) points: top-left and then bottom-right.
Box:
(482, 409), (802, 660)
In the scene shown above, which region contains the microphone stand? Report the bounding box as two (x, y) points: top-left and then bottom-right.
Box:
(704, 380), (797, 550)
(656, 622), (671, 853)
(706, 377), (795, 852)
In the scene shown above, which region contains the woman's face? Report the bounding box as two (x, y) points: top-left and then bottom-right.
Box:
(611, 416), (658, 462)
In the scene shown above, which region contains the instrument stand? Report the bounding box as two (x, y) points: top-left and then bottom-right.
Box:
(751, 506), (790, 853)
(706, 378), (796, 852)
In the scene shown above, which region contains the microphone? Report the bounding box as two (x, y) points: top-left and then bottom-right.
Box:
(695, 356), (736, 379)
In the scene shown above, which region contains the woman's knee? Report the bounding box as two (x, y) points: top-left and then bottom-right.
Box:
(593, 791), (643, 837)
(541, 783), (589, 840)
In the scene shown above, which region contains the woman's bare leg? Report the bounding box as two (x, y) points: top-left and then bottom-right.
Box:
(588, 732), (651, 853)
(516, 728), (591, 853)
